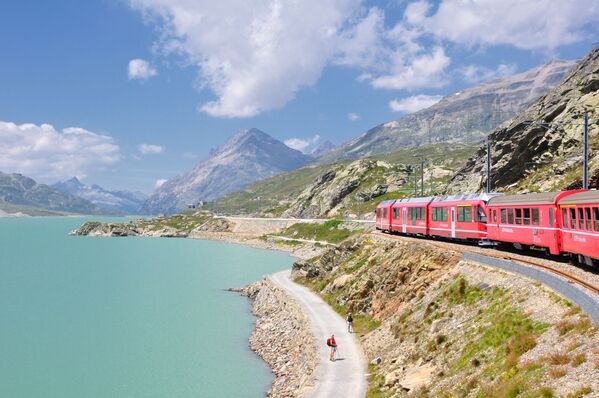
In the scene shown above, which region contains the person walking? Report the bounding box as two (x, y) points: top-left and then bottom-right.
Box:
(347, 313), (353, 333)
(326, 334), (337, 361)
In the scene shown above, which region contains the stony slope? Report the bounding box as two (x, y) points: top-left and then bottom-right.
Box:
(447, 46), (599, 193)
(293, 235), (599, 397)
(53, 177), (147, 214)
(140, 128), (310, 214)
(0, 171), (111, 215)
(319, 60), (575, 163)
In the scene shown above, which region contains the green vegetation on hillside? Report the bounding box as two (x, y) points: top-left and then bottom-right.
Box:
(273, 219), (360, 244)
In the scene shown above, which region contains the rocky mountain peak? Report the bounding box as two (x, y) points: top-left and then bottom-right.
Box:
(140, 128), (311, 214)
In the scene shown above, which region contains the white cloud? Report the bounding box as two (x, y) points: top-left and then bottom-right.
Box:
(138, 143), (164, 155)
(154, 179), (168, 189)
(128, 0), (599, 117)
(284, 134), (321, 153)
(128, 59), (157, 80)
(130, 0), (362, 118)
(389, 94), (443, 113)
(0, 121), (120, 182)
(459, 63), (518, 84)
(369, 47), (451, 90)
(412, 0), (599, 50)
(348, 112), (360, 121)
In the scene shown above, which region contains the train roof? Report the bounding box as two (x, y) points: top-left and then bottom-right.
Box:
(377, 200), (396, 207)
(393, 196), (434, 204)
(488, 191), (563, 206)
(431, 193), (503, 203)
(559, 190), (599, 205)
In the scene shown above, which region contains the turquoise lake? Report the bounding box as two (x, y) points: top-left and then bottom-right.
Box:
(0, 217), (294, 397)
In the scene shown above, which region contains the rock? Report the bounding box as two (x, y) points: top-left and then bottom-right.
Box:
(384, 370), (401, 387)
(329, 274), (355, 291)
(371, 357), (382, 365)
(398, 364), (435, 391)
(430, 319), (442, 333)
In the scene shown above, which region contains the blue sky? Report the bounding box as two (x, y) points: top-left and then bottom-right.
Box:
(0, 0), (598, 193)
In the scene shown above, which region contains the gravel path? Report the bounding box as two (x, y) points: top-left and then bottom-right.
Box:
(268, 271), (368, 398)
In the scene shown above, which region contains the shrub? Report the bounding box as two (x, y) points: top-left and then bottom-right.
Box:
(571, 353), (586, 367)
(548, 367), (567, 379)
(547, 352), (570, 365)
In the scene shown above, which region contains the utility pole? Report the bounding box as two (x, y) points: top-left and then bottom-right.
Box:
(584, 112), (589, 190)
(486, 138), (492, 193)
(421, 159), (425, 196)
(414, 171), (418, 196)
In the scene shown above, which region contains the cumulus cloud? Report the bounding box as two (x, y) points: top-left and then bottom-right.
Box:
(138, 143), (164, 155)
(459, 63), (518, 84)
(389, 94), (443, 113)
(0, 120), (120, 182)
(154, 179), (168, 189)
(410, 0), (599, 50)
(348, 112), (361, 121)
(128, 59), (157, 80)
(284, 134), (321, 153)
(128, 0), (598, 117)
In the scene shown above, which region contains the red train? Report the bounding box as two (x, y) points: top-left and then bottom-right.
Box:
(375, 189), (599, 266)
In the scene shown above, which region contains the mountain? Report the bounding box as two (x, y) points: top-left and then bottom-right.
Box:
(446, 45), (599, 194)
(53, 177), (148, 214)
(140, 128), (311, 214)
(318, 59), (576, 163)
(0, 171), (113, 215)
(308, 140), (336, 158)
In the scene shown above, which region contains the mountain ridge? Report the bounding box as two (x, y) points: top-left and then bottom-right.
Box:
(318, 59), (576, 163)
(140, 128), (311, 214)
(53, 177), (148, 214)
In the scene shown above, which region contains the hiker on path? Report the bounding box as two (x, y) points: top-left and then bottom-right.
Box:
(326, 334), (337, 361)
(347, 313), (353, 333)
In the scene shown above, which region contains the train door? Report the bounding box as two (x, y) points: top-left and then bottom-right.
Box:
(451, 207), (456, 238)
(402, 207), (407, 233)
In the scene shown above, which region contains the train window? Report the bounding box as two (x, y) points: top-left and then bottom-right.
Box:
(549, 208), (554, 227)
(377, 209), (381, 218)
(562, 208), (569, 229)
(532, 208), (539, 225)
(432, 208), (436, 221)
(383, 208), (387, 219)
(493, 210), (497, 223)
(501, 209), (507, 224)
(570, 208), (577, 229)
(442, 207), (448, 221)
(419, 207), (425, 220)
(594, 207), (599, 231)
(586, 208), (592, 230)
(523, 208), (531, 225)
(508, 208), (514, 224)
(578, 208), (584, 229)
(392, 208), (398, 219)
(515, 208), (522, 224)
(478, 206), (487, 223)
(457, 206), (471, 222)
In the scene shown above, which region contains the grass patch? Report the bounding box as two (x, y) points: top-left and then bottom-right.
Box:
(556, 317), (595, 336)
(276, 220), (358, 244)
(548, 367), (567, 379)
(571, 353), (586, 367)
(566, 387), (592, 398)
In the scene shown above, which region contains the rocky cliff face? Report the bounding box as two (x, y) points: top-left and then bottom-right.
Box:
(0, 171), (111, 215)
(53, 177), (147, 214)
(282, 159), (410, 218)
(319, 60), (575, 163)
(140, 128), (310, 214)
(447, 46), (599, 193)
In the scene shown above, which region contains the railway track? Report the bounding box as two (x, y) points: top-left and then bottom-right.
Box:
(372, 231), (599, 296)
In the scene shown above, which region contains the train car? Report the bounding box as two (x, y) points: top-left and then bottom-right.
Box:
(389, 197), (433, 235)
(558, 190), (599, 265)
(486, 191), (582, 255)
(375, 200), (395, 232)
(428, 193), (502, 241)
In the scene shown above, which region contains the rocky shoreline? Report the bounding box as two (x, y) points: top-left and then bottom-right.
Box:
(233, 279), (317, 397)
